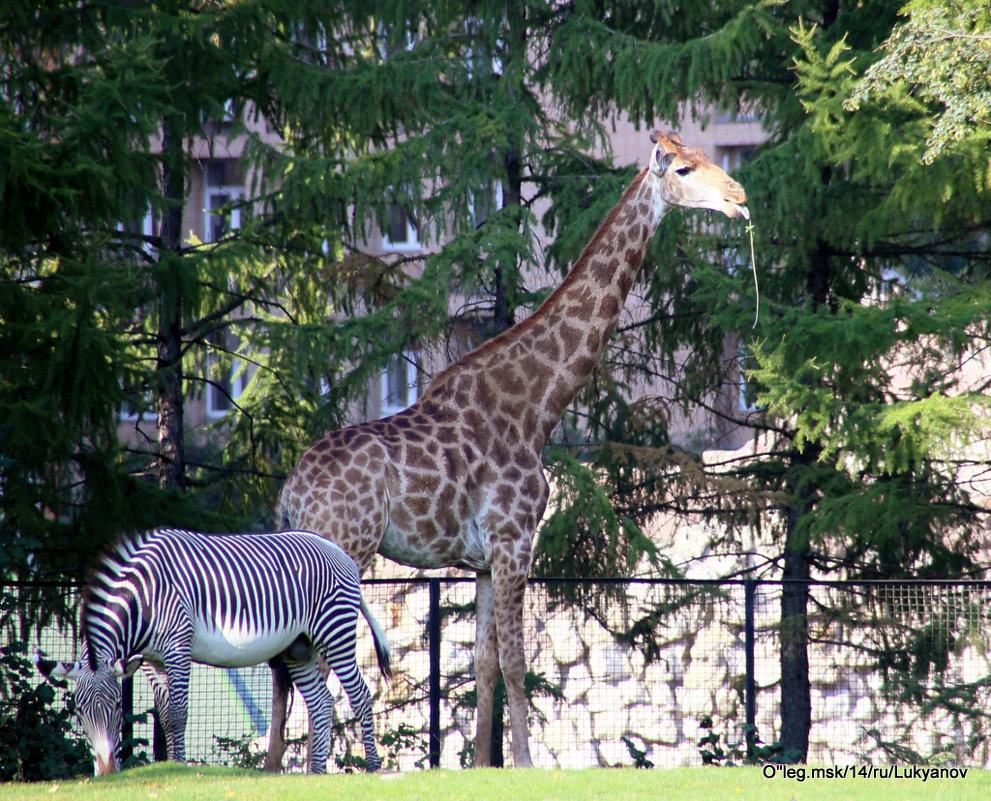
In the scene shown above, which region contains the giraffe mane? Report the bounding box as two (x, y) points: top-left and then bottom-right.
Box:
(421, 169), (651, 399)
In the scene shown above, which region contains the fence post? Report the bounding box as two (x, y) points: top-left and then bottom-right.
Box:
(428, 577), (441, 768)
(121, 675), (133, 764)
(744, 579), (757, 759)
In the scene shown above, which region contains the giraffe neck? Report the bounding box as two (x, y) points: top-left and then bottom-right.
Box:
(421, 167), (670, 449)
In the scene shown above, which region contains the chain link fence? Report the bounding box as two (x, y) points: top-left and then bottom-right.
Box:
(8, 578), (991, 771)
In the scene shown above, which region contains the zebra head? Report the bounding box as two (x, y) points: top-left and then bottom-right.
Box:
(35, 650), (141, 776)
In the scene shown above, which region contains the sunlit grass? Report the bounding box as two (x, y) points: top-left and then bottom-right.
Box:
(4, 763), (991, 801)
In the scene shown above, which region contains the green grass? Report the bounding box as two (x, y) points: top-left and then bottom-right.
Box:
(4, 763), (990, 801)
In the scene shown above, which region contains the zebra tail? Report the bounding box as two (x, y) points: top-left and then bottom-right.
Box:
(360, 596), (392, 679)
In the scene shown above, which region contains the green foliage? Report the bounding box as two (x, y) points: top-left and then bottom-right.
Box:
(0, 641), (91, 781)
(534, 448), (661, 579)
(212, 733), (270, 771)
(620, 736), (654, 769)
(844, 0), (991, 165)
(697, 716), (800, 766)
(531, 0), (991, 758)
(378, 723), (430, 771)
(1, 1), (631, 612)
(3, 1), (991, 766)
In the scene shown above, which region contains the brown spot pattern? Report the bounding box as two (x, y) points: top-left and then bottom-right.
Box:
(276, 133), (747, 769)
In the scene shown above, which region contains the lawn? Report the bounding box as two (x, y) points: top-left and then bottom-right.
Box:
(4, 763), (991, 801)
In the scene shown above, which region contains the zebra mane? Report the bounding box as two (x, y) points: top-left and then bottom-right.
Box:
(79, 529), (159, 668)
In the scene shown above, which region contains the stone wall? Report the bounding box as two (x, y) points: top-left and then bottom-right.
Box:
(27, 577), (991, 772)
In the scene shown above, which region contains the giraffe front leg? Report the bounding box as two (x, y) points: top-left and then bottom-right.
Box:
(473, 572), (500, 767)
(491, 545), (533, 768)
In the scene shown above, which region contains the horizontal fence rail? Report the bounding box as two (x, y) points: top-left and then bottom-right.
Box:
(7, 578), (991, 772)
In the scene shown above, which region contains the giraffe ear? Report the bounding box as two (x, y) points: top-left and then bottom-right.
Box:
(650, 130), (684, 151)
(652, 148), (677, 176)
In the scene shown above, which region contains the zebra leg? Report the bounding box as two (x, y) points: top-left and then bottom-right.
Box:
(320, 635), (381, 772)
(160, 656), (191, 763)
(285, 660), (335, 774)
(140, 662), (175, 762)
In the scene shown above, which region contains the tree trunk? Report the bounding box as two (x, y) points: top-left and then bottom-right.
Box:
(779, 498), (811, 761)
(156, 117), (186, 491)
(778, 231), (833, 761)
(491, 144), (521, 336)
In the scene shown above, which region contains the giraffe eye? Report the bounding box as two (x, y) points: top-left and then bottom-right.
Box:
(674, 166), (692, 176)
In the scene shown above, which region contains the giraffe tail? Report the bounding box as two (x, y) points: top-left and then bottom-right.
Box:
(360, 596), (392, 680)
(274, 475), (293, 531)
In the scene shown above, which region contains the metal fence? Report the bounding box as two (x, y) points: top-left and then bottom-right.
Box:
(10, 578), (991, 771)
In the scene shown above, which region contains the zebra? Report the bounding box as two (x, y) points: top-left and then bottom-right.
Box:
(35, 527), (391, 775)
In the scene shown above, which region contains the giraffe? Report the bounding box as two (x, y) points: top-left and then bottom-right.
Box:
(271, 131), (749, 770)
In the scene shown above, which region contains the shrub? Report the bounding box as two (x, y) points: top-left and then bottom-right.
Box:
(0, 640), (91, 781)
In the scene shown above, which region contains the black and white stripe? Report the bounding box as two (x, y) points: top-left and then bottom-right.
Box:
(38, 527), (390, 775)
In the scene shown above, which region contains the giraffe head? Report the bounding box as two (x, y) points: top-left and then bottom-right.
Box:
(649, 130), (749, 220)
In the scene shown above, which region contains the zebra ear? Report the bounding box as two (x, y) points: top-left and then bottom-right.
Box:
(119, 655), (143, 679)
(35, 654), (60, 680)
(37, 657), (84, 682)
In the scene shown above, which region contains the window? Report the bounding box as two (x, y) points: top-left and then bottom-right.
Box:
(736, 340), (762, 413)
(203, 160), (243, 242)
(206, 355), (247, 418)
(465, 17), (503, 79)
(381, 203), (419, 251)
(119, 385), (152, 423)
(715, 145), (755, 174)
(203, 98), (237, 132)
(712, 107), (758, 124)
(380, 353), (418, 417)
(471, 180), (503, 229)
(379, 21), (417, 61)
(119, 208), (154, 257)
(206, 333), (247, 419)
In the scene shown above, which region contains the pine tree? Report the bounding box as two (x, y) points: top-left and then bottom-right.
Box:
(531, 0), (991, 760)
(0, 2), (618, 602)
(4, 0), (989, 763)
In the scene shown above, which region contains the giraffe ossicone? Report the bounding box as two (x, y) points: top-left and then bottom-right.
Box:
(271, 131), (748, 770)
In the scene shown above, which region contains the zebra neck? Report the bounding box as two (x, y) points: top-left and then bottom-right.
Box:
(83, 601), (149, 668)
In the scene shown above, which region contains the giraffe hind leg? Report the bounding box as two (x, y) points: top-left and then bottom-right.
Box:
(264, 658), (294, 773)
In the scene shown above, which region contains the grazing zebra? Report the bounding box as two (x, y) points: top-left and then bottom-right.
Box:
(36, 527), (391, 776)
